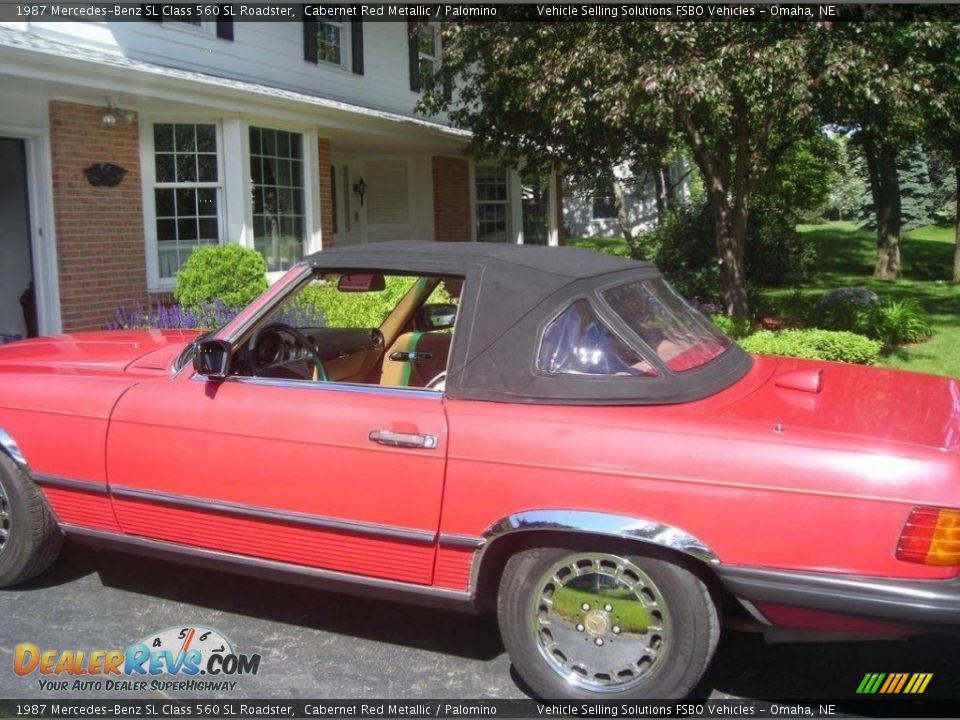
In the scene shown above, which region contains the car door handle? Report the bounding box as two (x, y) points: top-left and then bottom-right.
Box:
(368, 430), (439, 450)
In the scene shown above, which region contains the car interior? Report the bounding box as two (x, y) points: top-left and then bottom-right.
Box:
(227, 272), (461, 392)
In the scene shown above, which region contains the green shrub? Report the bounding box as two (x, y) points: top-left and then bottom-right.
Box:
(813, 298), (932, 347)
(710, 314), (753, 340)
(175, 245), (268, 312)
(644, 204), (816, 305)
(291, 276), (455, 329)
(739, 329), (882, 365)
(869, 300), (933, 346)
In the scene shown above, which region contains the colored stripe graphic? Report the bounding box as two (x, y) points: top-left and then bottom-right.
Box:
(857, 673), (932, 694)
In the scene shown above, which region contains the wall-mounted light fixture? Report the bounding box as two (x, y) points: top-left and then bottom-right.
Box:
(352, 177), (367, 206)
(102, 101), (135, 127)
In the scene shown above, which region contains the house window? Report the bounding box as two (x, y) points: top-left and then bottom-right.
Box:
(250, 127), (305, 272)
(592, 180), (617, 219)
(418, 24), (439, 90)
(317, 21), (344, 65)
(152, 123), (221, 279)
(475, 165), (510, 243)
(521, 170), (550, 246)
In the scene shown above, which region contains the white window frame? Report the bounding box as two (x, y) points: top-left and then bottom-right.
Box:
(140, 118), (226, 292)
(472, 162), (512, 244)
(470, 161), (558, 246)
(316, 20), (351, 71)
(246, 125), (320, 282)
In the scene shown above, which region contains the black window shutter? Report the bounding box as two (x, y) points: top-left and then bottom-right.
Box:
(408, 22), (420, 92)
(351, 20), (364, 75)
(215, 9), (233, 41)
(303, 20), (318, 64)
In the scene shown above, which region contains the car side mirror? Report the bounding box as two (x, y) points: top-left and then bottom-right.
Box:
(416, 303), (457, 331)
(193, 339), (232, 381)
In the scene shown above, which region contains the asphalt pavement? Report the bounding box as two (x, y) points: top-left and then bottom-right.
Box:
(1, 541), (958, 710)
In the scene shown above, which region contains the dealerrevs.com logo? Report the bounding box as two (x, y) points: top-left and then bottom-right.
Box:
(14, 625), (261, 692)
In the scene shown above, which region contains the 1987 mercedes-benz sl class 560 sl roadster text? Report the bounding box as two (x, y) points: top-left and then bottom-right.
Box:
(0, 242), (957, 699)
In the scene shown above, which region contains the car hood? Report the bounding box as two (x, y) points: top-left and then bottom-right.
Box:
(0, 330), (201, 377)
(711, 356), (960, 452)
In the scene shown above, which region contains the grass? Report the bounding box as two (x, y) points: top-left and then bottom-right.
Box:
(551, 585), (653, 633)
(768, 222), (960, 378)
(569, 221), (960, 378)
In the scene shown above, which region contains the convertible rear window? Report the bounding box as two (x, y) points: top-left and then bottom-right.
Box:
(537, 300), (658, 377)
(602, 278), (731, 372)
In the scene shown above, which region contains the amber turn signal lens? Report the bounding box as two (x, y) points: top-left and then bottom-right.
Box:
(896, 507), (960, 566)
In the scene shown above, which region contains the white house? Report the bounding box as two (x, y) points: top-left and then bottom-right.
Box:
(0, 17), (563, 335)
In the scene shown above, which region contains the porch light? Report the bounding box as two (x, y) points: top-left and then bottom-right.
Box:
(102, 102), (134, 127)
(353, 177), (367, 206)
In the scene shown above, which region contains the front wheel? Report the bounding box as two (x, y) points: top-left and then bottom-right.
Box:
(0, 453), (63, 588)
(498, 547), (719, 699)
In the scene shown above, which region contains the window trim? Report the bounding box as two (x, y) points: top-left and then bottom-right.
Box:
(141, 117), (226, 292)
(247, 125), (318, 280)
(472, 162), (513, 244)
(316, 19), (352, 71)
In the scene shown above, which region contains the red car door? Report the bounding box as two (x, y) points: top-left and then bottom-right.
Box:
(105, 373), (447, 585)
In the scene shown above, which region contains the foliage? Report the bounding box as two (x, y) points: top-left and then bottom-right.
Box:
(640, 204), (815, 302)
(896, 145), (935, 231)
(813, 295), (932, 347)
(710, 314), (753, 340)
(825, 133), (868, 222)
(818, 19), (953, 279)
(739, 329), (881, 365)
(424, 21), (833, 317)
(751, 132), (839, 224)
(107, 299), (240, 331)
(174, 245), (268, 314)
(290, 277), (455, 330)
(763, 222), (960, 377)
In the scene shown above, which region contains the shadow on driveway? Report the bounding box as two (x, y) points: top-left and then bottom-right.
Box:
(22, 541), (960, 709)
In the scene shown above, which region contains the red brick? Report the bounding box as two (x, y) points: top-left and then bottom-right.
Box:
(431, 156), (471, 242)
(50, 101), (147, 331)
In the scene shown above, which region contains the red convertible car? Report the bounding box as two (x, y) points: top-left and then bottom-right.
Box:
(0, 242), (957, 699)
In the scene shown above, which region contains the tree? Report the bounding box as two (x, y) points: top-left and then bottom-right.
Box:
(917, 22), (960, 281)
(424, 22), (828, 317)
(818, 18), (945, 280)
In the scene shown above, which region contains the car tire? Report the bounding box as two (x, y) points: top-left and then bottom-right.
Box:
(498, 546), (719, 700)
(0, 452), (63, 588)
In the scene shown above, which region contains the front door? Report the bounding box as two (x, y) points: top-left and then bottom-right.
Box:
(105, 375), (448, 585)
(0, 139), (36, 340)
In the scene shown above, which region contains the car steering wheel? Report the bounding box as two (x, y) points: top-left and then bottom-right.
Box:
(247, 322), (328, 381)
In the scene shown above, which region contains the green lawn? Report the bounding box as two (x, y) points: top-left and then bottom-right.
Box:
(569, 222), (960, 378)
(774, 222), (960, 378)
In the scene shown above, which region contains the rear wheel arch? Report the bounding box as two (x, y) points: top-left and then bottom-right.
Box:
(471, 511), (724, 613)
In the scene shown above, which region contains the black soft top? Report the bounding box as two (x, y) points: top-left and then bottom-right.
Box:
(303, 242), (752, 404)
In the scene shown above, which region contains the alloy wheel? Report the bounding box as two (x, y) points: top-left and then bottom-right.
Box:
(530, 553), (671, 693)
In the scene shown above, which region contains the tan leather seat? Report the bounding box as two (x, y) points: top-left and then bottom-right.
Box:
(380, 332), (451, 388)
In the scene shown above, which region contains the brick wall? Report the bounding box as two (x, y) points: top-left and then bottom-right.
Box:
(432, 156), (471, 242)
(318, 138), (334, 248)
(50, 101), (147, 332)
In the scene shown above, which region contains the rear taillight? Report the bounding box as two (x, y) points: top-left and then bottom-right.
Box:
(896, 507), (960, 566)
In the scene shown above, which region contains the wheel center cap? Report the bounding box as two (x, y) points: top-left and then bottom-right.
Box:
(583, 610), (609, 636)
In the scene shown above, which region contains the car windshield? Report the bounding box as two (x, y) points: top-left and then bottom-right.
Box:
(602, 278), (731, 372)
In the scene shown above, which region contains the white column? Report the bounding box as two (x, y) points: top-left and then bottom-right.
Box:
(221, 117), (250, 248)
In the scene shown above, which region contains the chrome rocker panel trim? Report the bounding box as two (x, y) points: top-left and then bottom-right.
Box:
(63, 525), (478, 613)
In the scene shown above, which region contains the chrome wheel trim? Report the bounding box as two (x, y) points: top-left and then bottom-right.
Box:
(0, 476), (9, 555)
(530, 553), (671, 693)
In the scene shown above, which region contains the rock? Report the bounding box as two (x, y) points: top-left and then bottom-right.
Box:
(817, 286), (880, 309)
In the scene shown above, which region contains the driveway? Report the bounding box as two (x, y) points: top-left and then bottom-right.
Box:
(1, 541), (958, 708)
